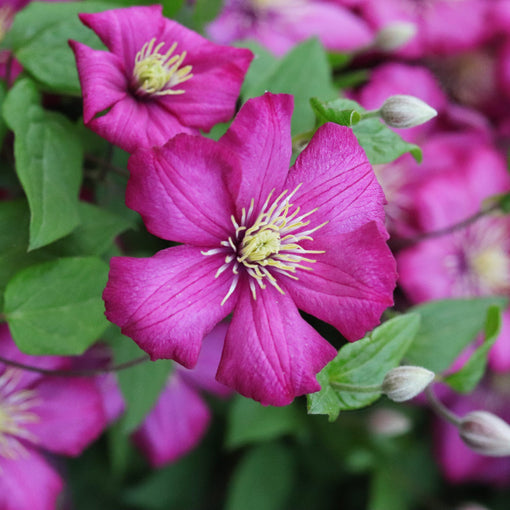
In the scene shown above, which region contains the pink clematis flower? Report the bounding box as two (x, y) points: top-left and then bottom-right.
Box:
(0, 324), (108, 510)
(397, 146), (510, 371)
(206, 0), (373, 56)
(133, 322), (230, 467)
(70, 5), (253, 153)
(360, 0), (490, 58)
(103, 92), (397, 406)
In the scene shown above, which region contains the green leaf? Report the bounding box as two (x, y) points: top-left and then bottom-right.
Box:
(106, 326), (173, 433)
(7, 2), (117, 94)
(192, 0), (223, 33)
(444, 305), (502, 393)
(307, 314), (421, 421)
(3, 257), (110, 355)
(405, 297), (508, 373)
(0, 81), (8, 146)
(241, 38), (336, 135)
(48, 202), (133, 257)
(3, 79), (83, 249)
(226, 395), (303, 449)
(225, 443), (296, 510)
(352, 118), (422, 165)
(310, 97), (362, 127)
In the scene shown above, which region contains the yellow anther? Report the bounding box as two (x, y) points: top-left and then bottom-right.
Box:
(133, 38), (193, 96)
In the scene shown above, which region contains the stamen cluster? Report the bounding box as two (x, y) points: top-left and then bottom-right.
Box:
(204, 184), (326, 304)
(0, 369), (39, 460)
(133, 38), (193, 96)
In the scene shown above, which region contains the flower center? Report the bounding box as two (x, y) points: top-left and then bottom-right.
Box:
(470, 246), (510, 293)
(203, 184), (326, 304)
(0, 369), (39, 460)
(132, 38), (193, 97)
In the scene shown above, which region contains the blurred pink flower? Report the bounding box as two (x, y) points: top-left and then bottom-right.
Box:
(0, 325), (108, 510)
(397, 143), (510, 370)
(70, 5), (253, 153)
(360, 0), (490, 58)
(103, 92), (396, 406)
(132, 322), (230, 467)
(206, 0), (373, 56)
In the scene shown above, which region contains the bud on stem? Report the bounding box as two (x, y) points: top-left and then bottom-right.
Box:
(379, 94), (438, 129)
(382, 365), (435, 402)
(459, 410), (510, 456)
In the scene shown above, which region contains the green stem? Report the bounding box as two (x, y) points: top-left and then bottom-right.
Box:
(425, 385), (461, 427)
(358, 109), (381, 121)
(329, 381), (382, 393)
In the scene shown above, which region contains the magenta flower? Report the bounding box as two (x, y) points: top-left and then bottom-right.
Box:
(397, 144), (510, 371)
(206, 0), (372, 56)
(0, 324), (108, 510)
(69, 5), (253, 153)
(133, 322), (230, 467)
(103, 92), (396, 406)
(360, 0), (490, 58)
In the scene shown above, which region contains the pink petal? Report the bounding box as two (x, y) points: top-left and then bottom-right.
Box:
(69, 40), (127, 125)
(79, 6), (165, 72)
(220, 93), (294, 216)
(0, 450), (63, 510)
(179, 321), (231, 398)
(127, 135), (237, 246)
(489, 311), (510, 372)
(132, 375), (210, 467)
(26, 377), (106, 456)
(286, 224), (396, 341)
(88, 93), (196, 154)
(217, 282), (337, 406)
(287, 123), (386, 236)
(278, 3), (373, 53)
(103, 246), (239, 367)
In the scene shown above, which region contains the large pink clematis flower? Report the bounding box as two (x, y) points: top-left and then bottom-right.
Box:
(103, 93), (397, 406)
(133, 322), (230, 467)
(397, 146), (510, 371)
(0, 324), (108, 510)
(70, 5), (253, 153)
(206, 0), (373, 56)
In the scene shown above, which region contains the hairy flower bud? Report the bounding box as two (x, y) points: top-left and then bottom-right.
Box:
(368, 408), (411, 436)
(459, 410), (510, 456)
(380, 95), (438, 129)
(382, 366), (435, 402)
(374, 22), (417, 51)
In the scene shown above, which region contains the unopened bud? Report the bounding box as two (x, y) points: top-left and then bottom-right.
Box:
(382, 366), (435, 402)
(459, 410), (510, 456)
(368, 408), (412, 436)
(380, 95), (438, 129)
(456, 504), (490, 510)
(374, 22), (417, 52)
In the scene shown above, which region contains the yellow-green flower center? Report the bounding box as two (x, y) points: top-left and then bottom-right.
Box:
(202, 184), (327, 304)
(133, 38), (193, 97)
(470, 246), (510, 293)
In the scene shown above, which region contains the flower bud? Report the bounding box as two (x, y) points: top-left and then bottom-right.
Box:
(382, 366), (435, 402)
(374, 22), (417, 52)
(380, 95), (438, 129)
(368, 408), (411, 436)
(459, 410), (510, 456)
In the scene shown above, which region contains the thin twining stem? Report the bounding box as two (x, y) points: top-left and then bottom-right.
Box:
(0, 354), (150, 377)
(394, 203), (499, 249)
(425, 385), (461, 427)
(85, 154), (129, 178)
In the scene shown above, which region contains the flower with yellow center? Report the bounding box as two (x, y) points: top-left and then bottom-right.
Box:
(133, 39), (193, 96)
(105, 92), (396, 406)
